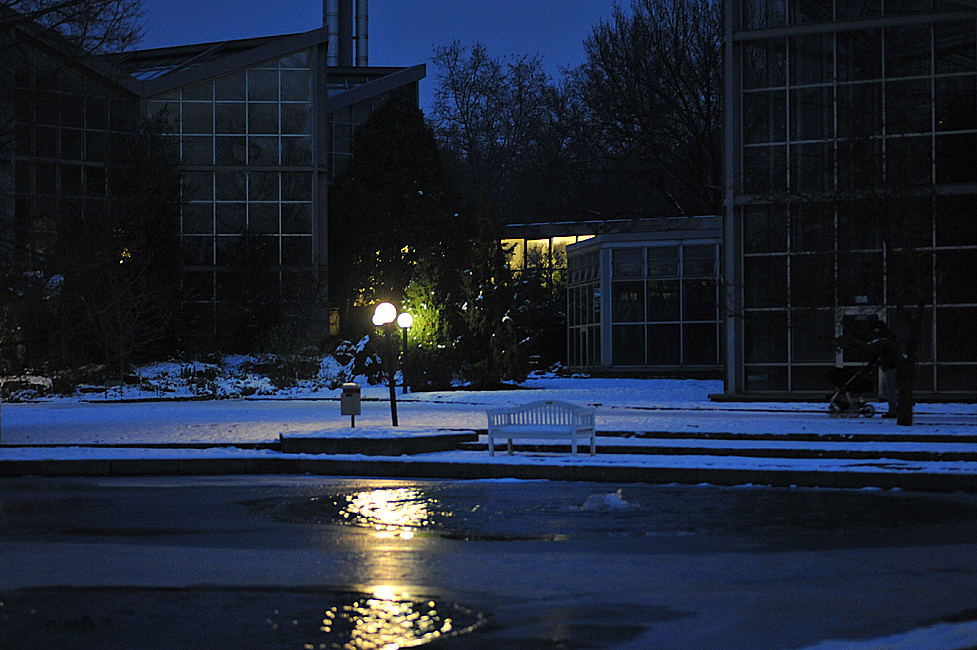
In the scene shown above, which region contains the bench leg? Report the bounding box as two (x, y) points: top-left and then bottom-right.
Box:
(590, 436), (596, 455)
(489, 436), (495, 456)
(507, 439), (513, 455)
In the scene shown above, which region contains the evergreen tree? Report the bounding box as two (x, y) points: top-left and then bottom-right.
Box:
(329, 91), (458, 334)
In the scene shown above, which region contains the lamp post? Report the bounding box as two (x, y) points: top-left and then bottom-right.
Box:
(396, 312), (413, 394)
(372, 302), (400, 426)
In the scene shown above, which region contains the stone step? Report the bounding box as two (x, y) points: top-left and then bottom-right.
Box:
(458, 438), (977, 462)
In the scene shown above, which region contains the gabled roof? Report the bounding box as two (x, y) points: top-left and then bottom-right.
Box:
(107, 27), (330, 98)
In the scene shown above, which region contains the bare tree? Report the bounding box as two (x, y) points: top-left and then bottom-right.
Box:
(1, 0), (142, 54)
(572, 0), (723, 217)
(431, 42), (568, 222)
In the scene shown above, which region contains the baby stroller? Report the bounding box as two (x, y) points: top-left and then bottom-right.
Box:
(827, 358), (880, 418)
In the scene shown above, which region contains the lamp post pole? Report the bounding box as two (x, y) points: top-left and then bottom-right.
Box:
(385, 323), (398, 426)
(373, 302), (401, 427)
(397, 312), (413, 394)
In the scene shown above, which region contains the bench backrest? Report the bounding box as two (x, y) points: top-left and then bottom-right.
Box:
(488, 400), (594, 427)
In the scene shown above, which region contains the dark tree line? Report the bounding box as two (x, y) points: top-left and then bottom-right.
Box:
(430, 0), (723, 224)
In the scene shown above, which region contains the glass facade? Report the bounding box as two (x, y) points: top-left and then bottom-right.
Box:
(727, 0), (977, 396)
(148, 52), (315, 332)
(567, 249), (601, 368)
(9, 43), (136, 268)
(568, 237), (723, 372)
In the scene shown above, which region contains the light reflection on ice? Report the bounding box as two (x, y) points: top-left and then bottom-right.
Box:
(315, 587), (480, 650)
(340, 488), (436, 539)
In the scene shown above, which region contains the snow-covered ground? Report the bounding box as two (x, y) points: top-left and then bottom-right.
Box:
(3, 373), (975, 477)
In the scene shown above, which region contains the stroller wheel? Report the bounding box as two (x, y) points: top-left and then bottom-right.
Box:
(861, 404), (876, 418)
(828, 402), (842, 417)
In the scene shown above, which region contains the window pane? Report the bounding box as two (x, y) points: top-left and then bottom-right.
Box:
(790, 142), (832, 193)
(280, 51), (309, 68)
(790, 254), (834, 309)
(613, 325), (645, 365)
(791, 86), (833, 140)
(791, 203), (833, 252)
(282, 104), (311, 134)
(684, 279), (718, 321)
(281, 171), (312, 201)
(647, 324), (680, 365)
(937, 365), (977, 391)
(935, 20), (976, 73)
(248, 136), (279, 165)
(216, 203), (246, 234)
(743, 91), (786, 144)
(838, 83), (883, 139)
(886, 25), (931, 77)
(936, 194), (977, 247)
(182, 236), (214, 265)
(743, 38), (787, 89)
(215, 71), (246, 101)
(647, 279), (680, 321)
(791, 366), (836, 391)
(183, 81), (213, 101)
(612, 248), (643, 278)
(281, 137), (311, 165)
(744, 255), (787, 308)
(282, 236), (312, 266)
(791, 310), (835, 361)
(182, 102), (213, 134)
(216, 103), (246, 134)
(838, 29), (883, 82)
(247, 171), (278, 202)
(281, 70), (310, 101)
(182, 136), (213, 164)
(612, 281), (644, 322)
(790, 33), (833, 84)
(647, 247), (678, 277)
(248, 103), (279, 134)
(248, 69), (278, 101)
(683, 323), (717, 365)
(742, 145), (786, 194)
(838, 252), (883, 305)
(183, 203), (213, 234)
(215, 136), (246, 165)
(745, 311), (788, 363)
(149, 101), (180, 131)
(837, 201), (882, 250)
(886, 79), (932, 134)
(745, 366), (789, 391)
(249, 203), (279, 234)
(743, 0), (786, 29)
(744, 205), (788, 253)
(936, 133), (977, 183)
(215, 171), (247, 201)
(885, 136), (932, 188)
(937, 307), (977, 362)
(683, 245), (715, 276)
(935, 76), (976, 132)
(937, 250), (977, 303)
(282, 203), (312, 234)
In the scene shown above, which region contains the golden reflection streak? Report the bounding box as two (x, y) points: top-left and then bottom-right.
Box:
(342, 488), (431, 540)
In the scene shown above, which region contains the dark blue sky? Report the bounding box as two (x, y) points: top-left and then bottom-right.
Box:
(138, 0), (618, 112)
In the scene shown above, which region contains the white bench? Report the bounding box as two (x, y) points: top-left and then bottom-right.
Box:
(486, 400), (596, 456)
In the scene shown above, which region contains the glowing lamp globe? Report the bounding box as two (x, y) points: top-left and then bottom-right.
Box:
(373, 302), (397, 326)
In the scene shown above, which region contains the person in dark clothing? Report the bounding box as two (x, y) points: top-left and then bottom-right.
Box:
(868, 322), (904, 418)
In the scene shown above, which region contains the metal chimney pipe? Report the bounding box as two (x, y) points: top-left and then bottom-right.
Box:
(355, 0), (368, 66)
(338, 0), (353, 67)
(324, 0), (340, 66)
